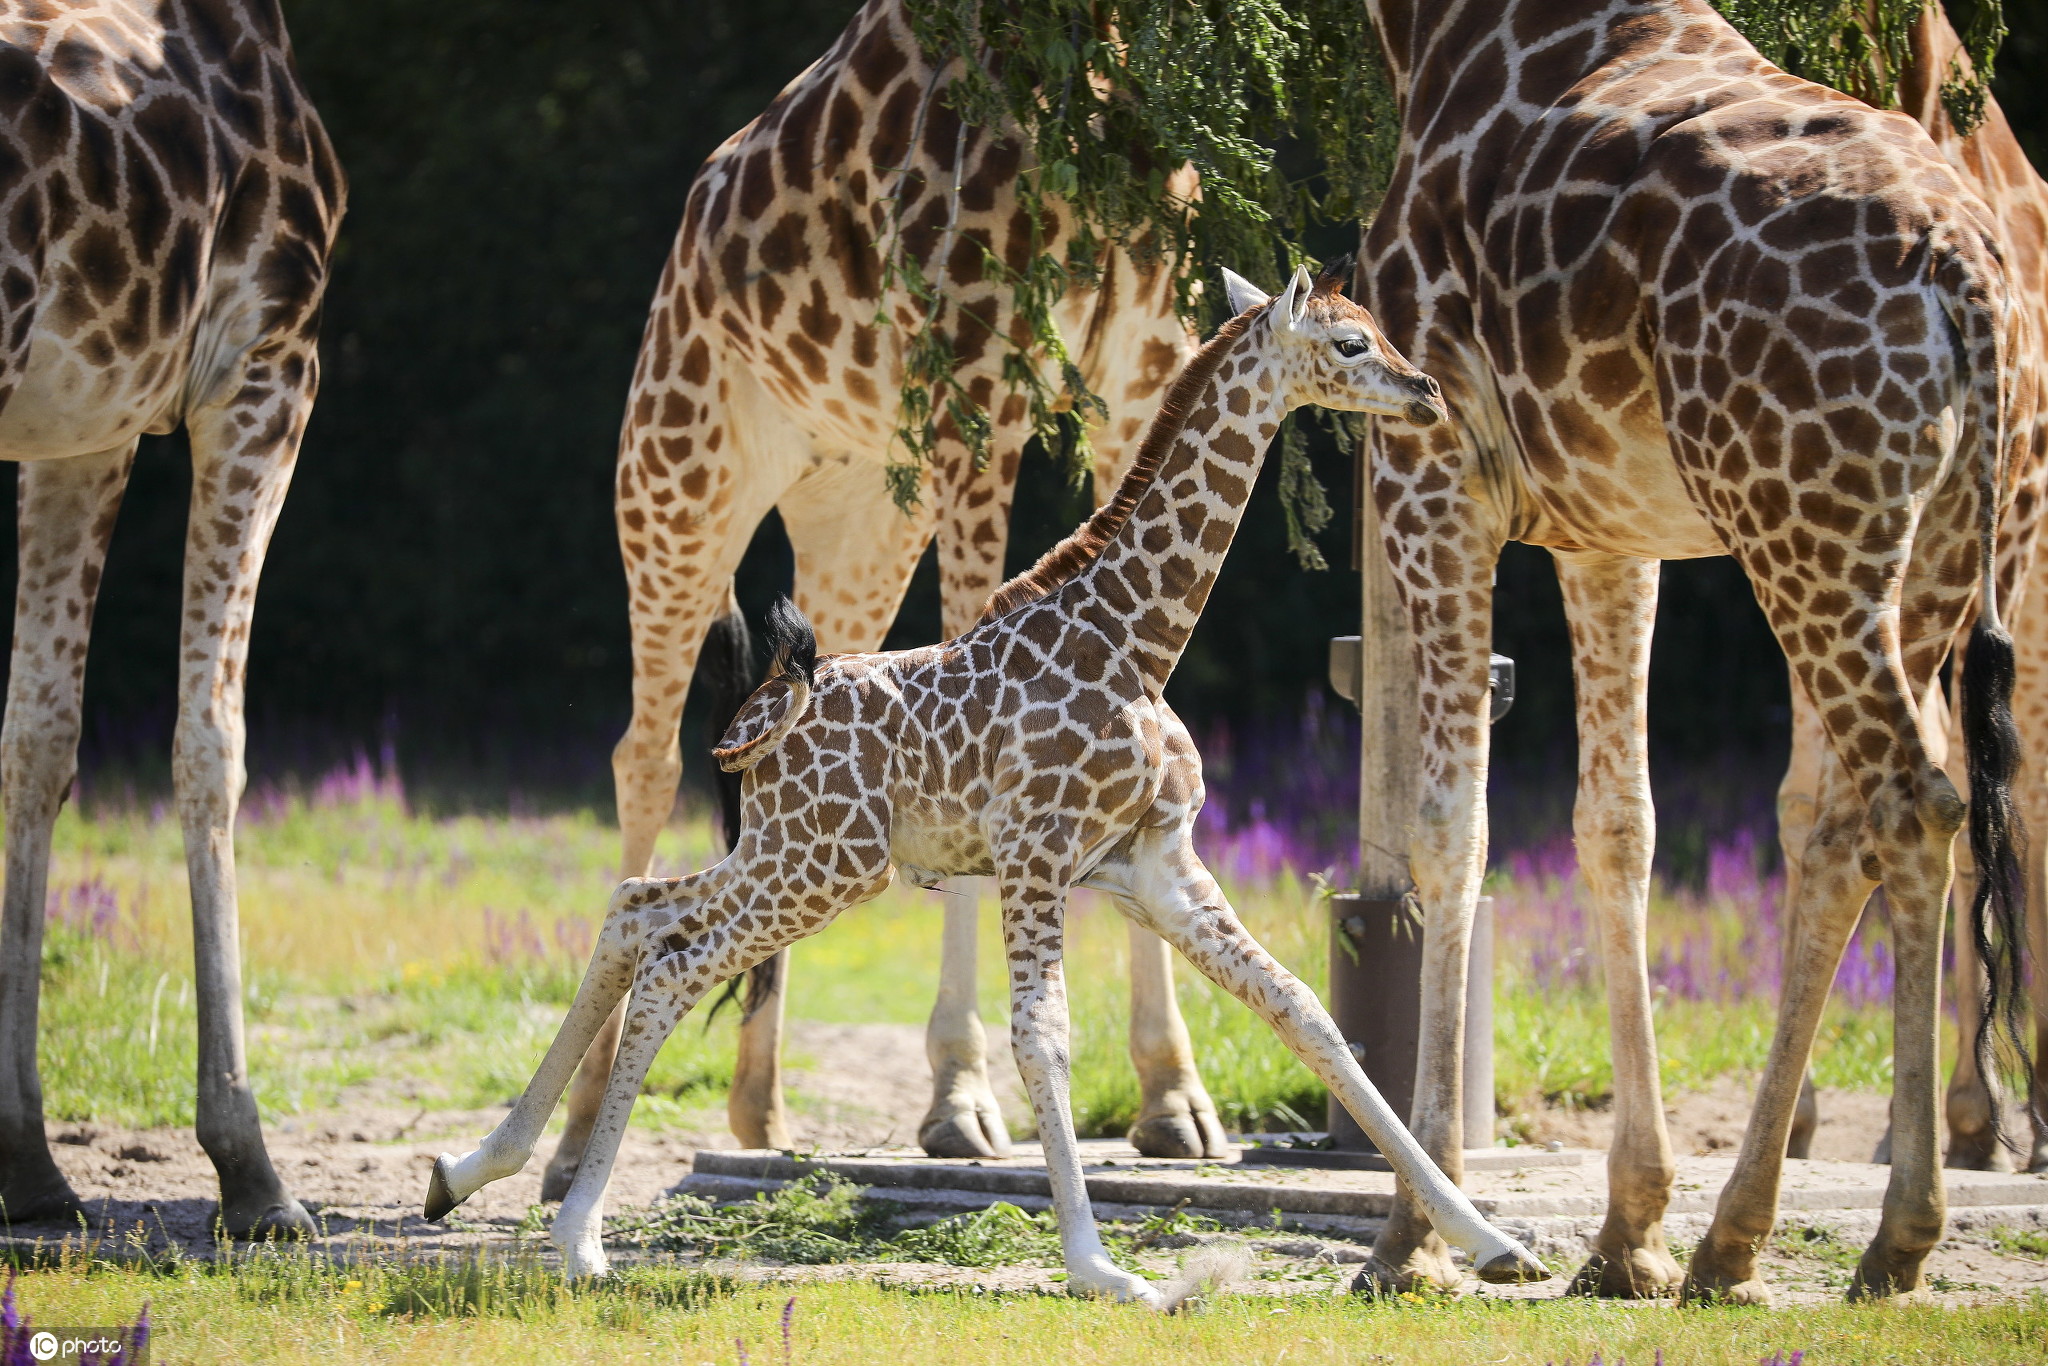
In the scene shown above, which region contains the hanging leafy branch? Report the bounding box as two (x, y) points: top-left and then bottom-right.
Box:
(889, 1), (1999, 566)
(1720, 1), (2004, 133)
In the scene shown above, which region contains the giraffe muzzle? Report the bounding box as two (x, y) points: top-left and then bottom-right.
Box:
(1404, 398), (1447, 427)
(1403, 376), (1446, 427)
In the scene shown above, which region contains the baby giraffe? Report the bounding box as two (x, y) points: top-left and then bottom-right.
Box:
(423, 262), (1546, 1301)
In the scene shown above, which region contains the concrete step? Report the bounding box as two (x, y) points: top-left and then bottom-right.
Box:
(686, 1138), (2048, 1225)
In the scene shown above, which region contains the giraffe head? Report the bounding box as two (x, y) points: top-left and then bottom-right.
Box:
(1221, 260), (1445, 427)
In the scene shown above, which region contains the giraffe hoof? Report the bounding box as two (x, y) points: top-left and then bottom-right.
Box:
(539, 1154), (579, 1203)
(423, 1154), (461, 1222)
(1128, 1109), (1230, 1160)
(1944, 1128), (2014, 1172)
(220, 1197), (316, 1243)
(1848, 1246), (1930, 1302)
(1349, 1249), (1459, 1298)
(920, 1109), (1011, 1160)
(1477, 1245), (1549, 1285)
(1680, 1272), (1772, 1306)
(1565, 1248), (1681, 1298)
(0, 1180), (84, 1226)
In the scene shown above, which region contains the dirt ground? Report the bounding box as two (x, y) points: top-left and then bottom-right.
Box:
(26, 1022), (2048, 1303)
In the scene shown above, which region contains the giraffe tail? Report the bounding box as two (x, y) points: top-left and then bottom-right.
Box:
(698, 596), (783, 1026)
(697, 597), (757, 851)
(712, 595), (817, 773)
(1947, 249), (2033, 1140)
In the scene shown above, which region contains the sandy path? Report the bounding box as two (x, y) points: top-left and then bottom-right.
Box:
(24, 1021), (2048, 1303)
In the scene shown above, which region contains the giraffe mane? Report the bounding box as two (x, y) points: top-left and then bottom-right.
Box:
(977, 309), (1259, 626)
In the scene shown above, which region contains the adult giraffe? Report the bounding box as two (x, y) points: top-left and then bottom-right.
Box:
(542, 0), (1226, 1199)
(0, 1), (343, 1236)
(1777, 0), (2048, 1175)
(1353, 0), (2025, 1304)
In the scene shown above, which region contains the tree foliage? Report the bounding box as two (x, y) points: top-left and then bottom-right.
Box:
(896, 1), (2001, 567)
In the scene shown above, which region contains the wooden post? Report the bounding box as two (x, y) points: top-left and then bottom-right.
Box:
(1353, 464), (1421, 898)
(1325, 423), (1425, 1149)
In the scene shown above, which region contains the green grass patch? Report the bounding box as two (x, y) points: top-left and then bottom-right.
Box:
(616, 1172), (1067, 1268)
(1991, 1226), (2048, 1260)
(8, 1250), (2048, 1364)
(34, 790), (1907, 1142)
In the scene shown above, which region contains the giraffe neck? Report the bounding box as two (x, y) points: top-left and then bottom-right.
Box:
(1370, 0), (1716, 114)
(1074, 316), (1285, 690)
(1895, 5), (1966, 147)
(1368, 0), (1615, 90)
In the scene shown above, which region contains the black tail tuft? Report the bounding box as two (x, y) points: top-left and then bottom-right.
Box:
(697, 606), (757, 855)
(764, 595), (817, 690)
(1963, 616), (2033, 1133)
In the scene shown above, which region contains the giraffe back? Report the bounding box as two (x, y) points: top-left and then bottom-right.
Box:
(1361, 0), (2016, 564)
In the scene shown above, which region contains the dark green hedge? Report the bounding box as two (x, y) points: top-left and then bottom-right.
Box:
(13, 1), (2045, 802)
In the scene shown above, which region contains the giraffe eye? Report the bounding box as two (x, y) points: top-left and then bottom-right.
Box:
(1334, 336), (1369, 359)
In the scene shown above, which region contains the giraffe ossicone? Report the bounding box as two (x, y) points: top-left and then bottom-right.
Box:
(425, 265), (1544, 1298)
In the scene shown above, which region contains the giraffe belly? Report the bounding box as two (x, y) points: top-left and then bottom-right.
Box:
(889, 810), (998, 883)
(1504, 404), (1728, 559)
(0, 333), (183, 459)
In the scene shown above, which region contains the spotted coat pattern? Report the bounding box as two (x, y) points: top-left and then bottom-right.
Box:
(426, 271), (1552, 1301)
(1774, 2), (2048, 1177)
(0, 0), (342, 1238)
(544, 0), (1221, 1195)
(1351, 0), (2024, 1305)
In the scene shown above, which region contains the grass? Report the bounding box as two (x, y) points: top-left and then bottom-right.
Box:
(34, 765), (1914, 1142)
(1991, 1226), (2048, 1261)
(6, 1248), (2047, 1365)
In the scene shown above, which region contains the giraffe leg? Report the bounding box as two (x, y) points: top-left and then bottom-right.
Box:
(453, 823), (893, 1274)
(1687, 532), (1966, 1303)
(717, 457), (934, 1152)
(995, 865), (1164, 1304)
(428, 899), (639, 1218)
(2028, 864), (2048, 1173)
(1910, 678), (2010, 1172)
(1999, 484), (2048, 1173)
(552, 987), (686, 1278)
(1094, 832), (1544, 1284)
(1551, 553), (1682, 1297)
(0, 444), (135, 1224)
(919, 408), (1030, 1160)
(919, 891), (1012, 1158)
(558, 857), (887, 1276)
(1124, 920), (1230, 1158)
(178, 369), (323, 1240)
(1362, 530), (1501, 1293)
(1687, 761), (1878, 1303)
(546, 376), (792, 1196)
(1943, 673), (2006, 1171)
(1063, 252), (1222, 1159)
(1778, 676), (1826, 1160)
(1944, 892), (2010, 1171)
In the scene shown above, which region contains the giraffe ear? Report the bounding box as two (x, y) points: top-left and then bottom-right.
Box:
(1276, 263), (1315, 329)
(1220, 267), (1269, 315)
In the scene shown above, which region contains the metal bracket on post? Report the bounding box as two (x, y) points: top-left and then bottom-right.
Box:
(1328, 639), (1516, 723)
